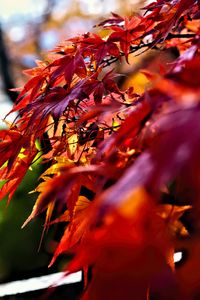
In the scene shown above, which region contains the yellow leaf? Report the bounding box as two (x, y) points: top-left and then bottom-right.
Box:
(123, 72), (150, 94)
(157, 204), (191, 221)
(50, 195), (90, 224)
(112, 119), (120, 131)
(157, 204), (192, 237)
(40, 157), (73, 179)
(18, 147), (26, 159)
(118, 187), (151, 219)
(68, 134), (78, 156)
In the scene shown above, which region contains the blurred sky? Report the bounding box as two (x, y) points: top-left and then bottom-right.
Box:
(0, 0), (118, 26)
(0, 0), (122, 54)
(0, 0), (46, 25)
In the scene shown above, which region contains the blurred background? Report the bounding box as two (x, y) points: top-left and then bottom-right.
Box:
(0, 0), (147, 292)
(0, 0), (146, 125)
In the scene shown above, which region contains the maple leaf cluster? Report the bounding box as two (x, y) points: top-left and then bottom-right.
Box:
(1, 0), (200, 298)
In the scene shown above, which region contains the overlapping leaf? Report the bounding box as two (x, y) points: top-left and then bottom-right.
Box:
(1, 1), (200, 299)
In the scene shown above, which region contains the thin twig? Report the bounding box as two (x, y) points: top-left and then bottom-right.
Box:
(101, 33), (196, 68)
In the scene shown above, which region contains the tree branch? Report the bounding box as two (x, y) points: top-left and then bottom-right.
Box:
(101, 33), (196, 68)
(0, 25), (18, 103)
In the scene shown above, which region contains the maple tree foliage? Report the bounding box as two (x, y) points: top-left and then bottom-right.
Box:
(1, 0), (200, 298)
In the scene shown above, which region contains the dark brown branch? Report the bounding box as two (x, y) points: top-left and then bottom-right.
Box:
(166, 33), (196, 39)
(101, 33), (197, 68)
(0, 25), (18, 103)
